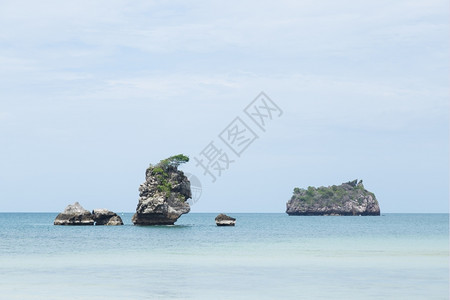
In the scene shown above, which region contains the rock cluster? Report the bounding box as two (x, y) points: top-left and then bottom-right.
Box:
(132, 156), (191, 225)
(54, 202), (123, 225)
(215, 214), (236, 226)
(286, 180), (380, 216)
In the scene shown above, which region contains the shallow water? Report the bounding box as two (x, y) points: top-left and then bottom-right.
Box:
(0, 213), (448, 299)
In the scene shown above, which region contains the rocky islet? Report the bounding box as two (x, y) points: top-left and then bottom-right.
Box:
(92, 209), (124, 226)
(132, 155), (191, 225)
(286, 179), (380, 216)
(215, 214), (236, 226)
(54, 202), (123, 226)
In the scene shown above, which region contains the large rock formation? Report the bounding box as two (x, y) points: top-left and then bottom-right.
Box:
(54, 202), (95, 225)
(92, 209), (123, 226)
(286, 180), (380, 216)
(215, 214), (236, 226)
(132, 155), (191, 225)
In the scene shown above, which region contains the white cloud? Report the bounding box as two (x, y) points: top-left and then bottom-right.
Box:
(56, 70), (447, 135)
(1, 0), (446, 55)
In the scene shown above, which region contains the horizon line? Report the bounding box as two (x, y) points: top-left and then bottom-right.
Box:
(0, 211), (448, 214)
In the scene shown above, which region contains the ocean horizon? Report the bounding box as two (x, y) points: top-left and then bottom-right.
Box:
(0, 213), (448, 299)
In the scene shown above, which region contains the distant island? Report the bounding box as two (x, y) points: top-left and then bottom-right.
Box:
(286, 180), (380, 216)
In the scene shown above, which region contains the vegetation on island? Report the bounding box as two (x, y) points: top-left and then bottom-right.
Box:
(159, 154), (190, 168)
(146, 154), (189, 198)
(292, 179), (376, 207)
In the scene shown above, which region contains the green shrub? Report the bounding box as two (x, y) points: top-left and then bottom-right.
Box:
(157, 182), (172, 196)
(152, 167), (165, 175)
(159, 154), (189, 169)
(306, 186), (315, 197)
(145, 154), (190, 200)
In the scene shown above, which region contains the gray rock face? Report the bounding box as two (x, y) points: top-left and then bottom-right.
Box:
(215, 214), (236, 226)
(92, 209), (123, 226)
(286, 180), (380, 216)
(132, 164), (191, 225)
(54, 202), (95, 225)
(104, 215), (123, 226)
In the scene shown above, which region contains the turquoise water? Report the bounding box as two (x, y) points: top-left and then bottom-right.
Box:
(0, 213), (448, 299)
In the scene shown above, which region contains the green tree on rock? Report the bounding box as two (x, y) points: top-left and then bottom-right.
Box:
(159, 154), (189, 169)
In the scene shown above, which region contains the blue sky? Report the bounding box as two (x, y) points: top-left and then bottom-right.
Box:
(0, 0), (448, 213)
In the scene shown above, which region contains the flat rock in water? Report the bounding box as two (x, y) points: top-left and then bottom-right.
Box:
(215, 214), (236, 226)
(54, 202), (95, 225)
(92, 209), (123, 226)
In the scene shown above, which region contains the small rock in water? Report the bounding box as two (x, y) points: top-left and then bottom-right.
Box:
(92, 209), (123, 226)
(215, 214), (236, 226)
(54, 202), (95, 225)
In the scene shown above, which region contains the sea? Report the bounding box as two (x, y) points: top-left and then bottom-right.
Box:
(0, 213), (448, 300)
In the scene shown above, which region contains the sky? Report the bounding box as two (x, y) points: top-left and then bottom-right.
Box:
(0, 0), (448, 213)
